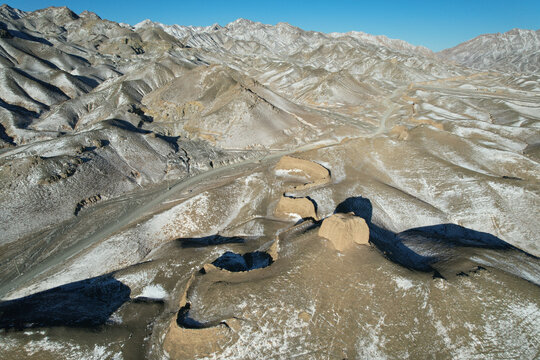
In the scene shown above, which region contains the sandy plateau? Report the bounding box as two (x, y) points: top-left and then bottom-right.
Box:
(0, 5), (539, 360)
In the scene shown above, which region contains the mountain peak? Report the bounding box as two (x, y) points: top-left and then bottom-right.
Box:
(135, 19), (156, 29)
(0, 3), (27, 20)
(30, 6), (79, 22)
(226, 18), (257, 28)
(79, 10), (101, 20)
(209, 22), (222, 31)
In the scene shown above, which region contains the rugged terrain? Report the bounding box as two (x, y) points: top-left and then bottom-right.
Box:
(439, 28), (540, 74)
(0, 5), (539, 359)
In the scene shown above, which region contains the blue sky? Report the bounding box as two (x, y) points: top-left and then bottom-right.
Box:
(6, 0), (540, 51)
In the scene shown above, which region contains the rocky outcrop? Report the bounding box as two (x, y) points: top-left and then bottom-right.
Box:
(274, 195), (318, 220)
(162, 274), (241, 358)
(163, 316), (240, 359)
(318, 213), (370, 252)
(275, 156), (331, 191)
(74, 194), (102, 216)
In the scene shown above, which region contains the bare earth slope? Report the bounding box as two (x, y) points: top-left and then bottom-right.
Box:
(0, 5), (539, 360)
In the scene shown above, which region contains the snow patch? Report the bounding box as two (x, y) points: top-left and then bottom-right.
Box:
(392, 276), (414, 291)
(138, 284), (167, 300)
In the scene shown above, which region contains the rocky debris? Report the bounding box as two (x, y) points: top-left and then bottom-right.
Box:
(38, 157), (84, 185)
(74, 194), (102, 216)
(318, 213), (370, 252)
(275, 155), (331, 190)
(274, 195), (318, 220)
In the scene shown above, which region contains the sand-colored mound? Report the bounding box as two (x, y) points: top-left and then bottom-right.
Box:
(318, 213), (369, 252)
(274, 195), (318, 220)
(162, 273), (240, 358)
(275, 155), (331, 190)
(163, 318), (240, 359)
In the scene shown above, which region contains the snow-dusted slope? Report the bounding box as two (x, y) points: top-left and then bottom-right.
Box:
(0, 5), (539, 360)
(439, 28), (540, 74)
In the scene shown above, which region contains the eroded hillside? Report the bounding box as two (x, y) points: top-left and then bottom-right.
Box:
(0, 5), (539, 359)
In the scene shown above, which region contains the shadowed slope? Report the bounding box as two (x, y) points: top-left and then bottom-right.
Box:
(0, 274), (130, 330)
(334, 196), (540, 283)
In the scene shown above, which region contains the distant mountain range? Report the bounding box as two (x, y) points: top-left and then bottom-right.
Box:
(439, 28), (540, 74)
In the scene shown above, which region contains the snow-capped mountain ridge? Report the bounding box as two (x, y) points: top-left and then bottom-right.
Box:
(134, 17), (436, 59)
(439, 28), (540, 74)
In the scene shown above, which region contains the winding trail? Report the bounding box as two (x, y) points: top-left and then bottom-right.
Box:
(0, 84), (409, 298)
(374, 85), (407, 135)
(0, 139), (336, 298)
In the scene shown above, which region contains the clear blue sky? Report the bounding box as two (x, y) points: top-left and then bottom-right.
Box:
(5, 0), (540, 51)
